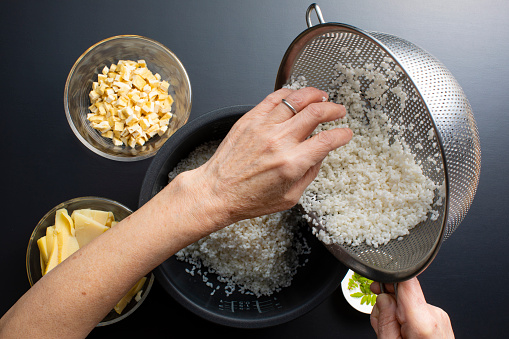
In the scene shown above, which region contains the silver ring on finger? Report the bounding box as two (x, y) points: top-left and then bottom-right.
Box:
(281, 98), (298, 115)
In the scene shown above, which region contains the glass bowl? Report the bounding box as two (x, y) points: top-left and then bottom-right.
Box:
(64, 35), (192, 161)
(26, 196), (155, 326)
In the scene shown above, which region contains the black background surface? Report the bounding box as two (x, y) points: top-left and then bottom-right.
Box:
(1, 1), (507, 338)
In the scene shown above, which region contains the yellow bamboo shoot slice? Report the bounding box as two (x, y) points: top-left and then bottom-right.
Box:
(72, 212), (109, 248)
(72, 209), (114, 227)
(55, 209), (75, 236)
(45, 226), (56, 255)
(44, 232), (59, 275)
(114, 277), (147, 314)
(57, 231), (80, 264)
(37, 236), (48, 273)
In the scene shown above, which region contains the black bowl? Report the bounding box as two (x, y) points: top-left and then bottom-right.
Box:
(139, 105), (346, 328)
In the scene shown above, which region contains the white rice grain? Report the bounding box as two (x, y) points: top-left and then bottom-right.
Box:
(285, 55), (439, 248)
(169, 140), (310, 297)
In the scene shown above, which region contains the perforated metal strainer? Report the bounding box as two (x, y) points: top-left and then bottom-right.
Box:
(275, 3), (481, 283)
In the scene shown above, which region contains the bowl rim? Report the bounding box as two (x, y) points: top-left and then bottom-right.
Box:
(63, 34), (192, 162)
(26, 196), (155, 326)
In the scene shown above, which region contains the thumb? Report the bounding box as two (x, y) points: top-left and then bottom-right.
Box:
(371, 293), (401, 339)
(396, 277), (437, 337)
(288, 160), (323, 197)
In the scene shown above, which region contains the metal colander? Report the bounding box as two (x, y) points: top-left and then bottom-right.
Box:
(275, 3), (481, 283)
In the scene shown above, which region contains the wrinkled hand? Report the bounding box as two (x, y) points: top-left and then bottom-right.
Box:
(191, 87), (352, 229)
(370, 278), (455, 339)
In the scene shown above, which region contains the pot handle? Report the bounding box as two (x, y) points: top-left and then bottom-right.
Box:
(306, 3), (325, 28)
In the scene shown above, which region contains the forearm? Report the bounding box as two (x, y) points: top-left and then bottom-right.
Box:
(0, 87), (351, 338)
(0, 169), (224, 338)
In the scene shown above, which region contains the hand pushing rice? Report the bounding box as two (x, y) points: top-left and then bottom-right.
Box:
(286, 54), (441, 248)
(169, 141), (310, 297)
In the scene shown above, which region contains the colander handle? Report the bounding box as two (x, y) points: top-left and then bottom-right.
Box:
(380, 282), (399, 298)
(306, 3), (325, 28)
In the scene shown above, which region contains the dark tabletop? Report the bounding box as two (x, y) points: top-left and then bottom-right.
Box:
(1, 0), (507, 338)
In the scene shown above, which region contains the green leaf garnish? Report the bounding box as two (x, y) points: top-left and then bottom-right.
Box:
(348, 272), (377, 307)
(350, 292), (364, 298)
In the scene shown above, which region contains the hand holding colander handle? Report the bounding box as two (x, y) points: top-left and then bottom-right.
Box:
(371, 278), (454, 337)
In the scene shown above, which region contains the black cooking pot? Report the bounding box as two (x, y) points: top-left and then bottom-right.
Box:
(139, 105), (346, 328)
